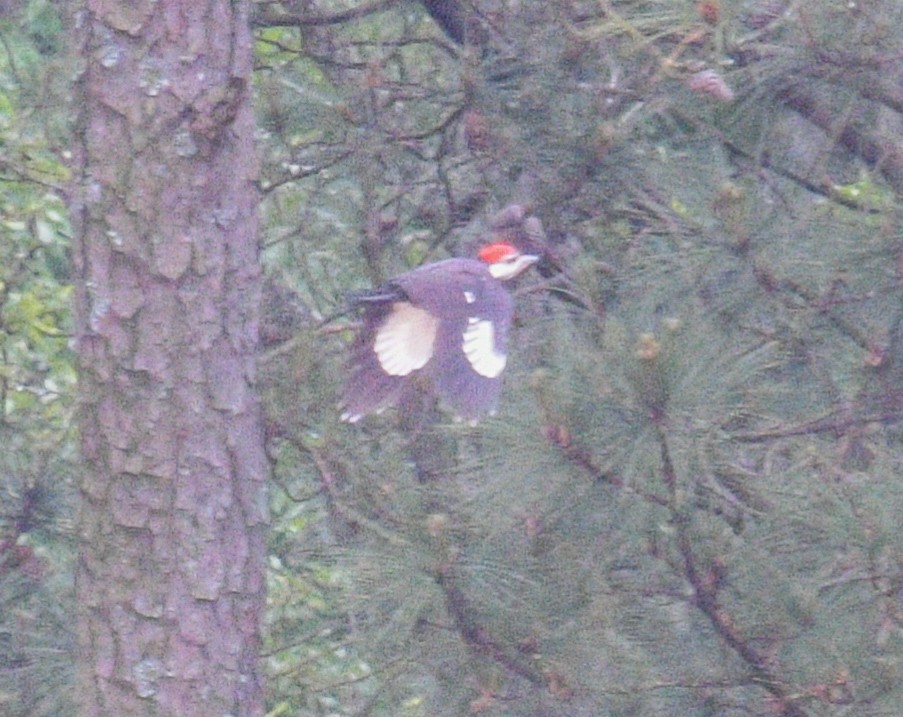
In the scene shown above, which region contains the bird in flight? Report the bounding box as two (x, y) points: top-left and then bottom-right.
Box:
(340, 241), (539, 423)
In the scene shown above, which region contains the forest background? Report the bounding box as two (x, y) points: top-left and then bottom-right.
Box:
(2, 1), (903, 715)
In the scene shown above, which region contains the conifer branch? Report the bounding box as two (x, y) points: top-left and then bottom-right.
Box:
(435, 569), (547, 686)
(253, 0), (398, 29)
(732, 409), (903, 443)
(779, 83), (903, 197)
(656, 427), (812, 717)
(542, 421), (668, 507)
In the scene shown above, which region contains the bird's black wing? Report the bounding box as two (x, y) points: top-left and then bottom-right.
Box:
(340, 283), (413, 422)
(398, 261), (513, 422)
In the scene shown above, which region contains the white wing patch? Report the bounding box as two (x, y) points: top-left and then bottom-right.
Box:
(374, 302), (439, 376)
(462, 318), (507, 378)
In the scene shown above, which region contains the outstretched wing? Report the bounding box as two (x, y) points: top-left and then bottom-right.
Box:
(341, 259), (514, 423)
(398, 260), (513, 422)
(340, 288), (423, 422)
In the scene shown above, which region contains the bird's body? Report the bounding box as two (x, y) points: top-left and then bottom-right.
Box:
(341, 245), (537, 423)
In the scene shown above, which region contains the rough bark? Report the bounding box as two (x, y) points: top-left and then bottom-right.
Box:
(70, 2), (267, 715)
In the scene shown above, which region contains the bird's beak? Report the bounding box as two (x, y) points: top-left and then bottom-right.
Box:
(488, 253), (541, 280)
(513, 253), (541, 278)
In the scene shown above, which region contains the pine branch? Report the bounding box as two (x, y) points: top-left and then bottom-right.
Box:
(779, 83), (903, 197)
(540, 416), (669, 507)
(732, 408), (903, 443)
(435, 568), (547, 686)
(253, 0), (398, 29)
(656, 425), (812, 717)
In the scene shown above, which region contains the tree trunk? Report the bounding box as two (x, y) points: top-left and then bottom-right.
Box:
(70, 2), (267, 715)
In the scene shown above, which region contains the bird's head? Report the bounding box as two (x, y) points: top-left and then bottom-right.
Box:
(478, 242), (540, 280)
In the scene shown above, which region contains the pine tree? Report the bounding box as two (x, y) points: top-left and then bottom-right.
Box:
(263, 1), (903, 714)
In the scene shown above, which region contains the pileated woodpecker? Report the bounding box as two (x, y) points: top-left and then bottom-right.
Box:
(341, 242), (539, 423)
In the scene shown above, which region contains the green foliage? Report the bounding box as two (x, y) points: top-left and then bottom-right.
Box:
(7, 0), (903, 715)
(258, 1), (903, 715)
(0, 2), (75, 714)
